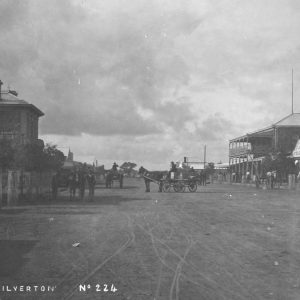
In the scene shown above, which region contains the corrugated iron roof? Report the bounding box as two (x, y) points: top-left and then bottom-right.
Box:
(230, 113), (300, 142)
(187, 162), (205, 170)
(273, 113), (300, 126)
(215, 162), (229, 169)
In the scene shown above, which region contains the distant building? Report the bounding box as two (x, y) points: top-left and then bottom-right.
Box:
(0, 84), (44, 144)
(66, 148), (74, 162)
(215, 162), (229, 170)
(61, 148), (87, 170)
(229, 113), (300, 182)
(183, 157), (205, 170)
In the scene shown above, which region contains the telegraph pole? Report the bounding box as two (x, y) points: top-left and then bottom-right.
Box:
(0, 80), (3, 100)
(203, 145), (206, 168)
(292, 69), (294, 114)
(0, 80), (3, 208)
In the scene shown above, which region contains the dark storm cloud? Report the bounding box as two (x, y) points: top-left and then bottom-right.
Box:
(0, 0), (199, 136)
(43, 101), (161, 136)
(2, 0), (300, 166)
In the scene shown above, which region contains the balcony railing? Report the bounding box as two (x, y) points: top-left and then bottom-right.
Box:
(230, 145), (272, 158)
(229, 146), (250, 157)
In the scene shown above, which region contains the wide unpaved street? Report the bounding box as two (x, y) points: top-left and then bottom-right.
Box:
(1, 178), (300, 300)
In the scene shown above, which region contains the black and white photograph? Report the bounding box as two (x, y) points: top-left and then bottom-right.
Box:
(0, 0), (300, 299)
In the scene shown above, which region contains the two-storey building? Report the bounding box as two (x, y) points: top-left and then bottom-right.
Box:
(229, 113), (300, 182)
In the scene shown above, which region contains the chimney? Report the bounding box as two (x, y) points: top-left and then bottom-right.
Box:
(0, 80), (3, 100)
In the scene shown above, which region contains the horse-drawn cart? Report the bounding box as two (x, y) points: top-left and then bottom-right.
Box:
(161, 176), (198, 193)
(140, 168), (198, 193)
(105, 170), (124, 188)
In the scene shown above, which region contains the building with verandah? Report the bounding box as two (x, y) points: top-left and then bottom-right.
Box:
(229, 113), (300, 182)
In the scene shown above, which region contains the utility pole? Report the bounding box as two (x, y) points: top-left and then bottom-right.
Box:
(0, 80), (3, 207)
(203, 145), (206, 168)
(292, 69), (294, 114)
(0, 80), (3, 100)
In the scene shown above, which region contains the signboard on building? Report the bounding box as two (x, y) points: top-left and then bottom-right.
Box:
(292, 139), (300, 158)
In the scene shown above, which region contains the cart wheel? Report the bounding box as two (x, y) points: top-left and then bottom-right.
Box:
(188, 181), (197, 192)
(173, 181), (185, 193)
(162, 181), (171, 192)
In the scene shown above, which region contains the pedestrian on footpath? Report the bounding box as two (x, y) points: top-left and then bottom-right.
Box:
(68, 170), (78, 200)
(254, 172), (260, 189)
(51, 172), (58, 200)
(78, 170), (86, 200)
(87, 170), (96, 201)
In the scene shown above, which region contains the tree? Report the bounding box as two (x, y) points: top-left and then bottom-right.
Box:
(14, 142), (65, 199)
(14, 142), (46, 172)
(0, 139), (15, 170)
(204, 162), (215, 176)
(120, 162), (137, 176)
(14, 142), (64, 172)
(0, 139), (65, 204)
(43, 143), (65, 171)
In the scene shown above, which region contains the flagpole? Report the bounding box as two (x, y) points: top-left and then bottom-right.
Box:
(292, 68), (294, 114)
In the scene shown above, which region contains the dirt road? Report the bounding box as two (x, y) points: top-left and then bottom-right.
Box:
(1, 178), (300, 299)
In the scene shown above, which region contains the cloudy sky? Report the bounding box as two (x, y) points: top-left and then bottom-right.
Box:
(1, 0), (300, 169)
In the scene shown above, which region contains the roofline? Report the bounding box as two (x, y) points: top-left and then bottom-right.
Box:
(272, 113), (300, 126)
(229, 113), (300, 143)
(0, 103), (44, 117)
(229, 134), (248, 143)
(230, 123), (276, 142)
(230, 127), (274, 143)
(29, 104), (44, 117)
(247, 125), (273, 136)
(275, 125), (300, 127)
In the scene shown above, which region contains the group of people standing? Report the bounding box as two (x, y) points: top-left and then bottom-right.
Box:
(51, 163), (120, 201)
(67, 168), (96, 201)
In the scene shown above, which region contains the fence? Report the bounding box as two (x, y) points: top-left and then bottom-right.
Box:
(0, 170), (53, 207)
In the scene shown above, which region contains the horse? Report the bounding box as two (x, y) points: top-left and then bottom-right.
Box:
(138, 166), (167, 192)
(105, 169), (124, 188)
(105, 170), (114, 188)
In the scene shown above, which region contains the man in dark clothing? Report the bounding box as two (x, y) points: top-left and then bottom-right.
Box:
(255, 173), (260, 189)
(87, 170), (96, 201)
(170, 161), (177, 172)
(112, 162), (118, 171)
(68, 171), (76, 200)
(78, 170), (86, 200)
(51, 172), (58, 200)
(168, 161), (177, 179)
(190, 167), (196, 176)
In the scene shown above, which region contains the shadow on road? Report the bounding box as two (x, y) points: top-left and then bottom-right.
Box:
(96, 185), (139, 190)
(0, 208), (27, 215)
(11, 195), (150, 210)
(0, 240), (38, 277)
